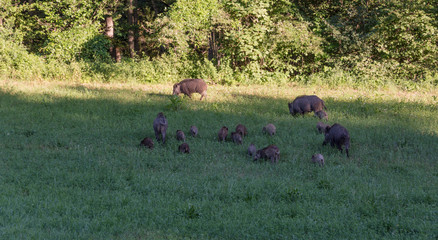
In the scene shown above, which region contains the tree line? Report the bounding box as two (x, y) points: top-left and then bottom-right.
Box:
(1, 0), (437, 85)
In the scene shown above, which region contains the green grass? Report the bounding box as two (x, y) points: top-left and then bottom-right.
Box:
(0, 80), (437, 239)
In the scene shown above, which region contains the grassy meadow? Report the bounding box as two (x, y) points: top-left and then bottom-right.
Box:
(0, 80), (437, 239)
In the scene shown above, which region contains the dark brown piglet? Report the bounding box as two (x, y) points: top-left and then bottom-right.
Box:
(176, 130), (186, 141)
(288, 95), (326, 116)
(323, 123), (350, 157)
(178, 142), (190, 153)
(218, 126), (228, 142)
(153, 112), (168, 144)
(173, 79), (207, 100)
(254, 145), (280, 163)
(235, 124), (248, 137)
(140, 137), (154, 149)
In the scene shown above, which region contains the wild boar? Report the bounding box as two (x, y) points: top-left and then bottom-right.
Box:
(218, 126), (228, 142)
(316, 122), (329, 134)
(231, 131), (243, 144)
(311, 153), (325, 166)
(178, 142), (190, 153)
(140, 137), (154, 149)
(176, 130), (186, 142)
(172, 78), (207, 100)
(262, 123), (276, 136)
(288, 95), (326, 116)
(190, 125), (198, 137)
(153, 112), (168, 144)
(254, 145), (280, 163)
(323, 123), (350, 157)
(235, 124), (248, 137)
(314, 110), (328, 120)
(248, 143), (256, 157)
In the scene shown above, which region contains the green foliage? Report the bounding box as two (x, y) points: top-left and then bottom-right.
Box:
(0, 32), (45, 80)
(165, 95), (185, 111)
(1, 0), (438, 86)
(42, 24), (105, 63)
(369, 7), (438, 81)
(80, 35), (112, 63)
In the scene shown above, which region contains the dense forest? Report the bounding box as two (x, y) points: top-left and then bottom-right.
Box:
(1, 0), (437, 87)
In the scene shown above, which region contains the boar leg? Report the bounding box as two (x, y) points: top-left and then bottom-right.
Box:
(155, 131), (161, 143)
(200, 91), (207, 100)
(337, 143), (343, 152)
(161, 131), (166, 144)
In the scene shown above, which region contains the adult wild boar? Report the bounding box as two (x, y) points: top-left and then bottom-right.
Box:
(288, 95), (326, 116)
(254, 145), (280, 163)
(153, 112), (168, 144)
(323, 123), (350, 157)
(173, 78), (207, 100)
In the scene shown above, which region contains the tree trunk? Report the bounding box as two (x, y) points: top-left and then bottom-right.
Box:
(105, 16), (114, 38)
(105, 16), (121, 62)
(208, 30), (220, 66)
(127, 0), (136, 58)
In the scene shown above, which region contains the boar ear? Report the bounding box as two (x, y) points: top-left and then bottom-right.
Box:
(325, 126), (331, 132)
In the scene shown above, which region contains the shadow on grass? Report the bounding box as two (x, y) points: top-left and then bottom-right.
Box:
(1, 86), (437, 165)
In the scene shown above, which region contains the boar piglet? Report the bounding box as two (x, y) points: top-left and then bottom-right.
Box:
(323, 123), (350, 157)
(262, 123), (276, 136)
(153, 112), (168, 144)
(288, 95), (326, 116)
(190, 125), (198, 137)
(178, 143), (190, 153)
(140, 137), (154, 149)
(218, 126), (228, 142)
(311, 153), (325, 166)
(231, 132), (243, 145)
(247, 144), (256, 157)
(235, 124), (248, 137)
(254, 145), (280, 163)
(176, 130), (186, 141)
(173, 79), (207, 100)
